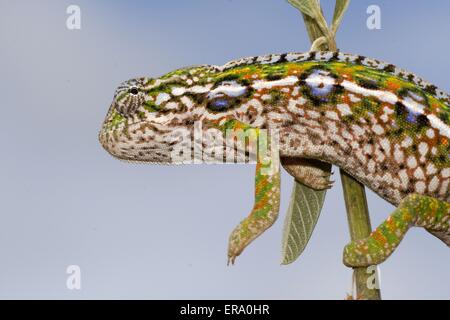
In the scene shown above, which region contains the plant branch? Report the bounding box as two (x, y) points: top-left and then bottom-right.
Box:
(288, 0), (381, 300)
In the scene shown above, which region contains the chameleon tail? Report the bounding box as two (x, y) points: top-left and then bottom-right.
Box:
(343, 194), (450, 267)
(227, 161), (281, 265)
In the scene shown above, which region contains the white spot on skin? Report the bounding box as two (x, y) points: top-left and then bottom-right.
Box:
(252, 76), (299, 90)
(380, 138), (391, 154)
(418, 142), (429, 157)
(374, 148), (385, 162)
(285, 53), (307, 62)
(398, 169), (409, 189)
(439, 179), (449, 197)
(355, 149), (366, 164)
(383, 106), (394, 115)
(372, 124), (385, 135)
(351, 124), (365, 136)
(191, 85), (212, 94)
(155, 93), (171, 106)
(427, 114), (450, 139)
(415, 181), (426, 194)
(431, 147), (438, 155)
(401, 136), (413, 148)
(402, 96), (426, 114)
(337, 103), (352, 116)
(426, 163), (437, 175)
(349, 94), (361, 102)
(407, 156), (418, 169)
(172, 87), (186, 96)
(363, 144), (373, 155)
(380, 114), (389, 123)
(428, 176), (439, 192)
(367, 159), (376, 173)
(297, 97), (307, 105)
(315, 52), (335, 60)
(180, 96), (194, 109)
(394, 146), (404, 164)
(414, 167), (425, 180)
(307, 110), (320, 119)
(341, 130), (353, 140)
(165, 102), (179, 110)
(287, 98), (305, 115)
(326, 121), (338, 134)
(325, 111), (339, 121)
(342, 80), (398, 104)
(442, 168), (450, 178)
(207, 81), (247, 99)
(426, 128), (435, 139)
(305, 71), (336, 87)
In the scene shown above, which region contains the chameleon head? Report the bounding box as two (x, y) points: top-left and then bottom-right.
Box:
(99, 63), (270, 164)
(99, 76), (202, 164)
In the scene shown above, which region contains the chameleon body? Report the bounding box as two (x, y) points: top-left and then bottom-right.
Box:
(99, 51), (450, 266)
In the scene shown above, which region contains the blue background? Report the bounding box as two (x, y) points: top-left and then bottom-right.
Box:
(1, 0), (449, 299)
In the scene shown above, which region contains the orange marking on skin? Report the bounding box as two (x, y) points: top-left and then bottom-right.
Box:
(386, 215), (398, 233)
(252, 197), (269, 211)
(287, 64), (306, 75)
(254, 179), (267, 194)
(386, 79), (401, 92)
(372, 229), (388, 245)
(342, 94), (352, 106)
(333, 65), (355, 80)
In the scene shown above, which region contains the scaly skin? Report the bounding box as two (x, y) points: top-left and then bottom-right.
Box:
(99, 51), (450, 265)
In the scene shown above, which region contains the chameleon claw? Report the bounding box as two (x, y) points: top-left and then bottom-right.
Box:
(227, 255), (236, 266)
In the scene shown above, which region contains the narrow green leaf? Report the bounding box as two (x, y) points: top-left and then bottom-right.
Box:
(288, 0), (336, 51)
(331, 0), (351, 36)
(287, 0), (320, 19)
(281, 181), (327, 265)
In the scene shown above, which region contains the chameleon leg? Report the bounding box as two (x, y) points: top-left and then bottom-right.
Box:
(343, 194), (450, 267)
(227, 161), (281, 265)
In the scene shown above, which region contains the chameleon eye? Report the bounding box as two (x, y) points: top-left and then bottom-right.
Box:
(129, 87), (139, 95)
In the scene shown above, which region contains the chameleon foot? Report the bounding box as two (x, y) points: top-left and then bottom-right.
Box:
(343, 194), (450, 267)
(228, 161), (281, 265)
(281, 157), (333, 190)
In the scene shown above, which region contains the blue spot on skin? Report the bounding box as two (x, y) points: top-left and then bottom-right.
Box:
(311, 86), (333, 97)
(306, 69), (334, 99)
(207, 98), (231, 111)
(406, 111), (420, 123)
(213, 99), (229, 109)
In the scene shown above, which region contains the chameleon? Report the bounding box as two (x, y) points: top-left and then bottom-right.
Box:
(99, 51), (450, 267)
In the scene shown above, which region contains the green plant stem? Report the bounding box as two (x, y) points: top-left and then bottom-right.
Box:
(294, 0), (381, 300)
(341, 171), (381, 299)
